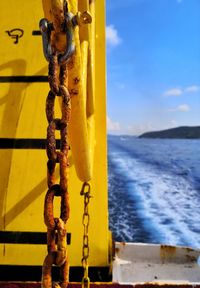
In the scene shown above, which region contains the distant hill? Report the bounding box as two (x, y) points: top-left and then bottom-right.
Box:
(139, 126), (200, 139)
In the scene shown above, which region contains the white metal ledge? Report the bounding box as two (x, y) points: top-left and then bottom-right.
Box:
(113, 242), (200, 284)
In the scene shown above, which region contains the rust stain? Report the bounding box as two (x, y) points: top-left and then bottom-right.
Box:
(186, 254), (196, 262)
(73, 77), (80, 84)
(70, 88), (79, 95)
(160, 245), (176, 263)
(186, 247), (195, 253)
(115, 242), (126, 255)
(115, 247), (120, 254)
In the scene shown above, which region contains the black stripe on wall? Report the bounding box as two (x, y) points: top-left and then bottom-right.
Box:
(32, 30), (42, 36)
(0, 265), (111, 282)
(0, 76), (48, 83)
(0, 138), (60, 149)
(0, 231), (71, 245)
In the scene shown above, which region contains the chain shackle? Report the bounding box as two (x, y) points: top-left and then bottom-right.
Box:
(39, 0), (90, 66)
(39, 8), (92, 65)
(39, 13), (75, 65)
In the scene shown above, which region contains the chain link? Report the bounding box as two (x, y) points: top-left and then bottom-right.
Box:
(80, 182), (92, 288)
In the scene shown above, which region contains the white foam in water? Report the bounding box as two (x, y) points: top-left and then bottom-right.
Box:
(110, 148), (200, 248)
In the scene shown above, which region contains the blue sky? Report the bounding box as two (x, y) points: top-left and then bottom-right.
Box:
(106, 0), (200, 135)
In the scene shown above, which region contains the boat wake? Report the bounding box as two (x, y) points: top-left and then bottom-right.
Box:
(108, 135), (200, 248)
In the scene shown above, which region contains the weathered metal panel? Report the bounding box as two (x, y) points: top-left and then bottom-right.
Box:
(113, 242), (200, 284)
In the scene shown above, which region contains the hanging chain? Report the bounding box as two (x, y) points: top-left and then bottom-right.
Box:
(40, 2), (92, 287)
(42, 54), (71, 288)
(40, 3), (74, 287)
(80, 183), (92, 288)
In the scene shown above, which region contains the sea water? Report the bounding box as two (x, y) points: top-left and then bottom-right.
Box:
(108, 135), (200, 248)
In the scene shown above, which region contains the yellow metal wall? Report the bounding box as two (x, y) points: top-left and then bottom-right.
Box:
(0, 0), (109, 267)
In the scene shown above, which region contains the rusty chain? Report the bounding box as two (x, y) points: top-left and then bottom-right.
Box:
(42, 54), (71, 288)
(80, 182), (92, 288)
(40, 2), (92, 287)
(40, 2), (74, 287)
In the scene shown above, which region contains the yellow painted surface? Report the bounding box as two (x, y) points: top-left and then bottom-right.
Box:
(0, 0), (109, 267)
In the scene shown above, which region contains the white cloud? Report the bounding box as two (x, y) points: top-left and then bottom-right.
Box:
(164, 88), (183, 97)
(107, 116), (120, 132)
(185, 85), (200, 93)
(106, 25), (121, 47)
(177, 104), (190, 112)
(169, 104), (190, 112)
(163, 85), (200, 97)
